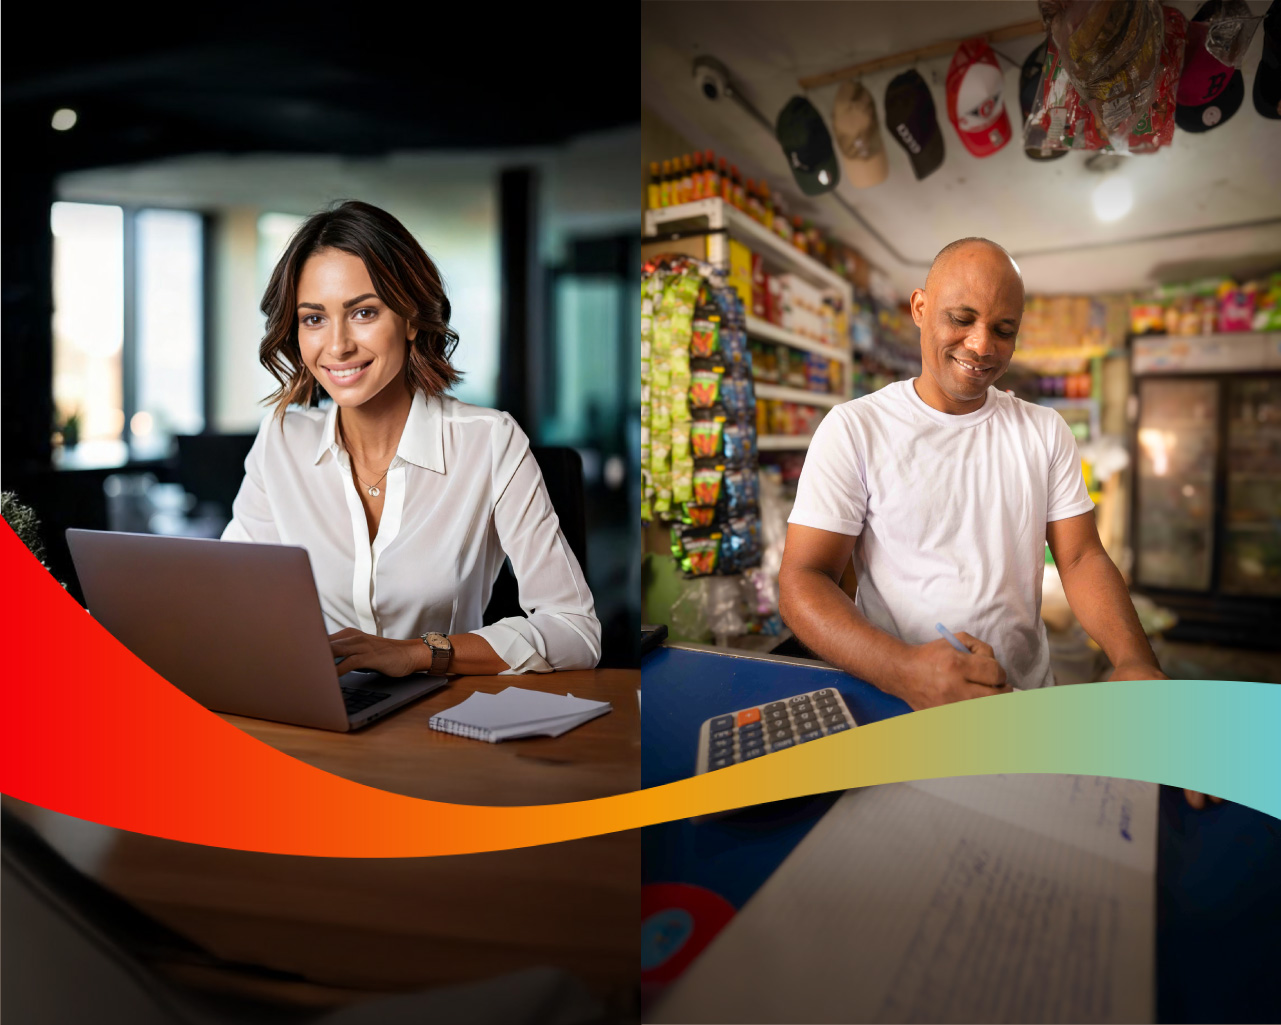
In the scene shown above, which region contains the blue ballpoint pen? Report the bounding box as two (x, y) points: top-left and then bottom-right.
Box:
(935, 622), (970, 653)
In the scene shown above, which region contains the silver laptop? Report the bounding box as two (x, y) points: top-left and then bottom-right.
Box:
(66, 529), (448, 731)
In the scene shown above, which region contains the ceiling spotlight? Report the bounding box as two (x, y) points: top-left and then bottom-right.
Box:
(1091, 176), (1133, 222)
(51, 108), (78, 131)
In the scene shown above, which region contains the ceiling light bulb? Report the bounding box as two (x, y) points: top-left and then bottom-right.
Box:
(1092, 176), (1133, 222)
(51, 108), (78, 131)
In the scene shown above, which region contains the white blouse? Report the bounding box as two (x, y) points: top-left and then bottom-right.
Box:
(221, 390), (601, 673)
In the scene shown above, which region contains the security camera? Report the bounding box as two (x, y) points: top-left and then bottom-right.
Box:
(693, 56), (732, 102)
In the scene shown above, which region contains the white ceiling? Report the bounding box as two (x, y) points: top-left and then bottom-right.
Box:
(642, 0), (1281, 297)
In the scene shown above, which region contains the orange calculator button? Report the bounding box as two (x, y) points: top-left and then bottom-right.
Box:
(736, 708), (761, 727)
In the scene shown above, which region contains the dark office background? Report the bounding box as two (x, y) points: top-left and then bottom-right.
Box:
(2, 8), (641, 667)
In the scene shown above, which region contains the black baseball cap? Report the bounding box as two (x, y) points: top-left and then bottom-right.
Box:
(884, 70), (945, 179)
(1020, 40), (1067, 160)
(776, 96), (841, 196)
(1176, 1), (1245, 132)
(1255, 0), (1281, 119)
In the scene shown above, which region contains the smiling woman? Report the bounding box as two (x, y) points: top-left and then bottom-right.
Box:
(222, 201), (601, 678)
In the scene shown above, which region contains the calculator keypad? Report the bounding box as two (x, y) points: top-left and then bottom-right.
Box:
(699, 688), (855, 772)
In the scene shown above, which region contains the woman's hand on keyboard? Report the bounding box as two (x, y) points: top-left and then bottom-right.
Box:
(329, 628), (426, 677)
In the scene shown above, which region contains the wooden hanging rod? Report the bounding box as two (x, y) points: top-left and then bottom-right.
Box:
(796, 18), (1046, 90)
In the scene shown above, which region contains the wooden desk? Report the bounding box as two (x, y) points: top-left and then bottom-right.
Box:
(8, 668), (640, 1008)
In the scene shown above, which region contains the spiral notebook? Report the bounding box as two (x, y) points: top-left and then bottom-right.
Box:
(428, 686), (612, 742)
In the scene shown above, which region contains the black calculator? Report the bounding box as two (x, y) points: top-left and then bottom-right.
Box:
(695, 687), (856, 774)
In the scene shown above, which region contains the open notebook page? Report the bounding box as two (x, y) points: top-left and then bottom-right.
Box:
(652, 774), (1157, 1024)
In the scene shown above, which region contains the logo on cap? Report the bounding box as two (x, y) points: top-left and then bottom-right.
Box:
(895, 123), (922, 154)
(1202, 105), (1222, 126)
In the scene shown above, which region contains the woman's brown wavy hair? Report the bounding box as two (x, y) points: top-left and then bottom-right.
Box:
(259, 200), (461, 420)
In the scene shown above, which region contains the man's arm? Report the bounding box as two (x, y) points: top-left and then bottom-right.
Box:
(1046, 511), (1166, 681)
(779, 524), (1009, 710)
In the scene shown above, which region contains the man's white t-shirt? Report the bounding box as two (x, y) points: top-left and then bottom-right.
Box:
(788, 380), (1094, 689)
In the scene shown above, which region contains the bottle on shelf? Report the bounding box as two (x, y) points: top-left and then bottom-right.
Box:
(659, 159), (672, 208)
(760, 179), (774, 230)
(745, 178), (760, 222)
(704, 150), (718, 199)
(792, 216), (808, 253)
(692, 152), (704, 200)
(772, 191), (790, 241)
(731, 165), (746, 211)
(719, 157), (732, 204)
(679, 154), (693, 204)
(648, 162), (661, 210)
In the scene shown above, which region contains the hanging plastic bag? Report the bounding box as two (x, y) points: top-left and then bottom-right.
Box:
(1037, 0), (1166, 149)
(1026, 3), (1186, 152)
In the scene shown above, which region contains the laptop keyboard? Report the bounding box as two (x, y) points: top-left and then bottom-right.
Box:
(341, 686), (391, 714)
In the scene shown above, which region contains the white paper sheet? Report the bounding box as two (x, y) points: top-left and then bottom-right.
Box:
(651, 775), (1158, 1024)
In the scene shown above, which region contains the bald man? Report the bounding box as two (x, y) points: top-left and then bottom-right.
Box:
(779, 237), (1167, 713)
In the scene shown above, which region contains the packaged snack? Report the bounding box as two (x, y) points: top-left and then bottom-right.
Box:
(691, 418), (725, 459)
(693, 466), (725, 507)
(1027, 2), (1186, 152)
(722, 423), (756, 465)
(671, 526), (722, 577)
(689, 368), (725, 410)
(691, 312), (721, 358)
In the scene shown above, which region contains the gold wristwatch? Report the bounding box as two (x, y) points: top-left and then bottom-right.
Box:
(420, 632), (453, 675)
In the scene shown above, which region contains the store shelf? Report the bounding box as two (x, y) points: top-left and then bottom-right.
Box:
(758, 434), (814, 451)
(1132, 332), (1281, 374)
(746, 316), (853, 364)
(1010, 345), (1110, 368)
(644, 198), (852, 296)
(755, 383), (846, 407)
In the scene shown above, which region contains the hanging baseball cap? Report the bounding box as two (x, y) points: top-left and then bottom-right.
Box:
(884, 70), (945, 179)
(831, 80), (889, 188)
(1019, 40), (1067, 160)
(946, 38), (1012, 157)
(1255, 0), (1281, 119)
(776, 96), (841, 195)
(1177, 2), (1245, 132)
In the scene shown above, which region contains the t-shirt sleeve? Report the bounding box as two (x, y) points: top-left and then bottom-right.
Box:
(1045, 412), (1095, 522)
(787, 407), (867, 536)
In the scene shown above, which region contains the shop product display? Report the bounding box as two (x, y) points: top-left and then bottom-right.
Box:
(1040, 0), (1166, 145)
(775, 95), (841, 196)
(642, 255), (763, 578)
(831, 79), (889, 188)
(1021, 41), (1069, 160)
(1029, 2), (1186, 153)
(945, 37), (1013, 157)
(1129, 273), (1281, 334)
(884, 69), (947, 178)
(1176, 1), (1246, 133)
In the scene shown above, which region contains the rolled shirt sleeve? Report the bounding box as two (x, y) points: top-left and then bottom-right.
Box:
(468, 415), (601, 673)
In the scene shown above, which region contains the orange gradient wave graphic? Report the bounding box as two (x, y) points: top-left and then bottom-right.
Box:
(2, 524), (1278, 856)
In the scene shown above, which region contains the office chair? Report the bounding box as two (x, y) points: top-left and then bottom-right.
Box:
(173, 434), (258, 522)
(483, 447), (588, 626)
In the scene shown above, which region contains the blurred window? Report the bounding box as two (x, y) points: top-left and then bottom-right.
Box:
(51, 202), (125, 463)
(51, 202), (205, 467)
(135, 209), (204, 457)
(256, 212), (305, 300)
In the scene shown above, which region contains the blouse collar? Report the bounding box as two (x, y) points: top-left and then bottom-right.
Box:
(313, 389), (446, 473)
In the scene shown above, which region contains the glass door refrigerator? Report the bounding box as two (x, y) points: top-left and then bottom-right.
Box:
(1130, 334), (1281, 646)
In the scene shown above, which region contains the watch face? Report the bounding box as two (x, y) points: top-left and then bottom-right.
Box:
(425, 632), (450, 649)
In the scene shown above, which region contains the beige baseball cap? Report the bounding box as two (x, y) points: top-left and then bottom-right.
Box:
(832, 80), (889, 188)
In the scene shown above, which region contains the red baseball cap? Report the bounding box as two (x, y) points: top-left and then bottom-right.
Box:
(946, 38), (1012, 157)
